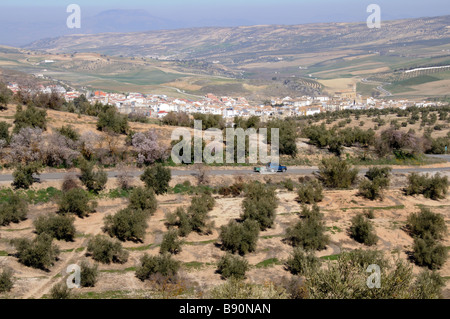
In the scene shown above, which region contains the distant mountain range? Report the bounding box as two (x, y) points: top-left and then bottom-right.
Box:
(0, 9), (181, 47)
(25, 15), (450, 66)
(0, 8), (254, 47)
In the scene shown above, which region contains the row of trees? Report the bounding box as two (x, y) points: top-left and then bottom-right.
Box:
(164, 112), (299, 157)
(303, 124), (375, 155)
(303, 123), (437, 159)
(0, 161), (174, 292)
(309, 156), (446, 202)
(2, 172), (447, 298)
(296, 104), (450, 125)
(0, 103), (174, 172)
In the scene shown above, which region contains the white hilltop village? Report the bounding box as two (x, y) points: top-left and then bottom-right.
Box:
(6, 80), (446, 124)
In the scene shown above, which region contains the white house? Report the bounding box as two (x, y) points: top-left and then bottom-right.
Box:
(306, 107), (321, 116)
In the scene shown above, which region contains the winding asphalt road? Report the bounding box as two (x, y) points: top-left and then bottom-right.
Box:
(361, 78), (393, 96)
(0, 155), (449, 182)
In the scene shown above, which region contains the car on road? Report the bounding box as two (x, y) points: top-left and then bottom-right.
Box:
(254, 162), (287, 173)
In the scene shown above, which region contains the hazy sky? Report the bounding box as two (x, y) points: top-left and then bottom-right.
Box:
(1, 0), (449, 46)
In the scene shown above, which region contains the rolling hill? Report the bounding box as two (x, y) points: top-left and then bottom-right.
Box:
(2, 15), (450, 99)
(25, 16), (450, 62)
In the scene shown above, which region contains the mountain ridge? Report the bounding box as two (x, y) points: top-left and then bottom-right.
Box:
(24, 15), (450, 66)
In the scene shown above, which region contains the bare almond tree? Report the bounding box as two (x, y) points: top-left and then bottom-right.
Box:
(80, 131), (101, 160)
(116, 164), (134, 190)
(194, 163), (210, 186)
(132, 129), (168, 166)
(40, 133), (80, 167)
(8, 127), (43, 164)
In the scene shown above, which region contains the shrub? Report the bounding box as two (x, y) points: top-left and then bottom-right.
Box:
(412, 236), (448, 270)
(365, 167), (391, 186)
(282, 179), (295, 191)
(128, 113), (150, 123)
(140, 164), (172, 195)
(11, 233), (60, 270)
(218, 182), (245, 197)
(166, 193), (216, 236)
(189, 193), (215, 234)
(220, 219), (260, 255)
(86, 235), (129, 264)
(234, 115), (260, 130)
(241, 182), (279, 230)
(13, 105), (47, 134)
(162, 112), (192, 127)
(304, 249), (431, 299)
(0, 121), (11, 144)
(160, 229), (183, 255)
(286, 248), (321, 276)
(413, 270), (446, 299)
(427, 137), (450, 154)
(349, 214), (378, 246)
(12, 162), (42, 189)
(278, 276), (308, 299)
(267, 119), (298, 156)
(209, 278), (288, 299)
(345, 249), (389, 269)
(79, 159), (108, 193)
(167, 207), (192, 237)
(0, 82), (13, 109)
(407, 208), (447, 240)
(358, 167), (391, 200)
(135, 253), (180, 281)
(405, 173), (448, 200)
(103, 208), (148, 242)
(193, 113), (226, 130)
(299, 205), (323, 220)
(365, 209), (375, 219)
(358, 180), (382, 201)
(58, 188), (97, 218)
(285, 206), (329, 251)
(97, 106), (129, 134)
(217, 254), (249, 280)
(57, 125), (80, 141)
(49, 282), (71, 299)
(0, 268), (13, 293)
(318, 157), (358, 189)
(0, 192), (28, 226)
(61, 174), (81, 192)
(297, 179), (323, 204)
(34, 214), (76, 241)
(405, 173), (428, 195)
(32, 92), (64, 110)
(200, 191), (216, 210)
(128, 187), (158, 216)
(80, 261), (99, 288)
